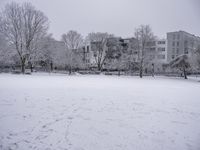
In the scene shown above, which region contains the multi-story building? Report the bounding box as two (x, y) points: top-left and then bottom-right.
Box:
(156, 40), (167, 63)
(144, 39), (167, 72)
(145, 31), (200, 72)
(86, 31), (200, 72)
(89, 37), (168, 72)
(167, 31), (200, 62)
(79, 45), (90, 65)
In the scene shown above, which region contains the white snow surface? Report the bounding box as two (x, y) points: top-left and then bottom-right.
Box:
(0, 73), (200, 150)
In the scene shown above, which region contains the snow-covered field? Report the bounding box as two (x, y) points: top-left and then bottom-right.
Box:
(0, 73), (200, 150)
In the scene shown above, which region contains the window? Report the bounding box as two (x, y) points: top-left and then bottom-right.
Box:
(158, 48), (165, 52)
(172, 48), (175, 54)
(173, 34), (176, 40)
(184, 40), (188, 46)
(172, 55), (175, 59)
(177, 41), (179, 46)
(158, 55), (165, 59)
(87, 46), (89, 53)
(176, 48), (179, 54)
(158, 41), (165, 44)
(150, 47), (156, 51)
(177, 34), (180, 39)
(83, 47), (85, 52)
(191, 41), (194, 47)
(172, 41), (175, 47)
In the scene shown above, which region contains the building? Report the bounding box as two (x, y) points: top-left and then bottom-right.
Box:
(88, 37), (168, 72)
(144, 39), (167, 72)
(89, 37), (135, 70)
(167, 31), (200, 62)
(79, 45), (90, 65)
(84, 30), (200, 72)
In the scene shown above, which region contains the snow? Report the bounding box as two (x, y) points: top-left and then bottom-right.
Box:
(0, 73), (200, 150)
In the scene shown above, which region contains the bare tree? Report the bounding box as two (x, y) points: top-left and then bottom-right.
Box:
(61, 30), (83, 74)
(62, 30), (83, 50)
(0, 2), (48, 73)
(124, 38), (140, 74)
(34, 34), (56, 72)
(134, 25), (155, 78)
(87, 32), (113, 71)
(105, 37), (129, 74)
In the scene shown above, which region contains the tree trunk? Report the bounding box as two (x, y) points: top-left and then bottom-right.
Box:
(50, 62), (53, 72)
(21, 57), (26, 74)
(183, 67), (187, 79)
(139, 68), (143, 78)
(21, 62), (25, 74)
(98, 63), (101, 71)
(118, 70), (120, 76)
(69, 66), (72, 75)
(139, 60), (143, 78)
(152, 63), (154, 77)
(30, 63), (33, 72)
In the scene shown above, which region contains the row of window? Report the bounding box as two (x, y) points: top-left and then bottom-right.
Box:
(84, 59), (90, 63)
(172, 48), (179, 54)
(171, 48), (189, 59)
(150, 55), (165, 59)
(157, 55), (165, 59)
(173, 34), (180, 40)
(157, 41), (166, 44)
(150, 47), (156, 51)
(172, 40), (194, 48)
(172, 41), (179, 47)
(147, 41), (166, 46)
(148, 47), (165, 51)
(157, 47), (165, 51)
(172, 47), (189, 54)
(83, 46), (90, 53)
(184, 40), (194, 47)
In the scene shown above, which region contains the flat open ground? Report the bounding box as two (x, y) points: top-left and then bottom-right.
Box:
(0, 73), (200, 150)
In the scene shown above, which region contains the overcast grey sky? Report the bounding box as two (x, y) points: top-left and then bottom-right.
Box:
(1, 0), (200, 40)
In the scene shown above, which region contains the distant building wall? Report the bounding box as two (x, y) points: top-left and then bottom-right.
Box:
(145, 39), (167, 72)
(167, 31), (200, 62)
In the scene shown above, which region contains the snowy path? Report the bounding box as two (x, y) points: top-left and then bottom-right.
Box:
(0, 74), (200, 150)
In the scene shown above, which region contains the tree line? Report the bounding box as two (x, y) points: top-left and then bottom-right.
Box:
(0, 2), (200, 79)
